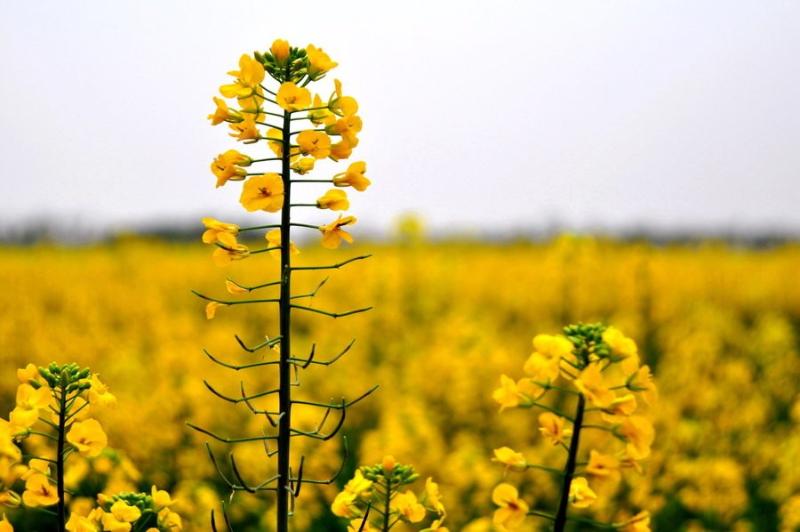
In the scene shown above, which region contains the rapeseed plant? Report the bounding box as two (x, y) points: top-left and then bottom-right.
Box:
(193, 39), (375, 531)
(492, 323), (657, 531)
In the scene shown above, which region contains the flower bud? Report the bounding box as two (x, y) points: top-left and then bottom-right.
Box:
(382, 455), (396, 474)
(271, 39), (290, 64)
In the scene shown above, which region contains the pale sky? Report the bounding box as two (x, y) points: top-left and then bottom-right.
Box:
(1, 0), (799, 236)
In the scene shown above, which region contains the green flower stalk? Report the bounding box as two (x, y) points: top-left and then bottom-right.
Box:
(192, 38), (376, 532)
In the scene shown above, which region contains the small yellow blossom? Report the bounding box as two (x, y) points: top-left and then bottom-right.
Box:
(306, 44), (337, 77)
(574, 363), (616, 408)
(343, 470), (373, 496)
(225, 279), (250, 294)
(220, 54), (265, 98)
(319, 215), (356, 249)
(585, 450), (621, 483)
(601, 393), (637, 422)
(212, 242), (250, 267)
(492, 447), (527, 471)
(16, 364), (39, 384)
(201, 218), (240, 247)
(425, 477), (445, 514)
(88, 374), (115, 407)
(331, 79), (359, 117)
(156, 508), (182, 530)
(492, 375), (544, 411)
(276, 82), (311, 112)
(150, 486), (175, 508)
(327, 115), (363, 146)
(271, 39), (290, 63)
(297, 130), (332, 159)
(205, 301), (228, 320)
(208, 97), (240, 126)
(228, 116), (260, 141)
(66, 509), (102, 532)
(538, 412), (572, 446)
(568, 477), (597, 508)
(22, 473), (59, 507)
(10, 384), (51, 429)
(0, 514), (11, 532)
(331, 491), (358, 518)
(210, 150), (251, 188)
(329, 139), (354, 161)
(619, 416), (655, 460)
(391, 491), (426, 523)
(291, 157), (315, 175)
(624, 511), (651, 532)
(333, 162), (371, 191)
(317, 189), (350, 211)
(628, 365), (657, 405)
(66, 419), (107, 457)
(240, 174), (284, 212)
(491, 483), (528, 529)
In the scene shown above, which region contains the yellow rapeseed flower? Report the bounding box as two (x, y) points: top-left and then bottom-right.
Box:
(624, 511), (651, 532)
(201, 218), (240, 247)
(333, 162), (371, 191)
(574, 363), (616, 408)
(210, 150), (251, 188)
(316, 189), (350, 211)
(319, 215), (356, 249)
(619, 416), (655, 460)
(329, 139), (354, 161)
(212, 242), (250, 267)
(296, 130), (332, 159)
(0, 514), (11, 532)
(88, 374), (116, 407)
(585, 450), (621, 483)
(225, 279), (250, 294)
(22, 473), (59, 507)
(391, 491), (426, 523)
(276, 82), (311, 112)
(208, 97), (240, 126)
(327, 115), (363, 146)
(10, 384), (51, 429)
(205, 301), (228, 320)
(538, 412), (572, 446)
(291, 157), (315, 175)
(240, 174), (285, 212)
(16, 364), (39, 384)
(306, 44), (338, 77)
(66, 419), (107, 457)
(228, 116), (260, 141)
(492, 447), (527, 471)
(331, 79), (359, 117)
(331, 491), (358, 518)
(491, 483), (528, 529)
(220, 54), (265, 98)
(568, 477), (597, 508)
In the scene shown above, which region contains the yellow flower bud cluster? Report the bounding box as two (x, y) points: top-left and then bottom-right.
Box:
(490, 323), (658, 531)
(332, 457), (449, 531)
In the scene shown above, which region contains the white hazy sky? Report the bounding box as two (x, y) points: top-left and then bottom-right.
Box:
(1, 0), (799, 236)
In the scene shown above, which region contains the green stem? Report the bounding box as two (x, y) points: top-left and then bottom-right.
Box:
(55, 383), (67, 532)
(553, 394), (585, 532)
(382, 476), (392, 532)
(276, 63), (293, 532)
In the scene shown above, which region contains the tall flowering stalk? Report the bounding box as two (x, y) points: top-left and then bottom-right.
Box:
(491, 324), (658, 531)
(192, 39), (376, 531)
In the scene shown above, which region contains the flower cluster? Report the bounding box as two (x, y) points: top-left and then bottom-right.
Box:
(491, 324), (657, 531)
(203, 38), (372, 269)
(1, 364), (113, 515)
(331, 456), (447, 531)
(65, 488), (181, 532)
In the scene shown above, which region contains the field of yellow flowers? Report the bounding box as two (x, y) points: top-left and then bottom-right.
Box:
(0, 235), (799, 530)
